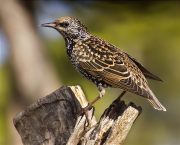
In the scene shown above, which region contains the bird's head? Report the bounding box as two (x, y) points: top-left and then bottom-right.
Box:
(40, 16), (91, 42)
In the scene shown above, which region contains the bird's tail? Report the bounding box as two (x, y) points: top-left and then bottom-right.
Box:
(146, 89), (166, 111)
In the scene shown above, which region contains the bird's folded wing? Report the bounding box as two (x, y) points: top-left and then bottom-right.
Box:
(78, 52), (153, 98)
(79, 57), (131, 82)
(75, 37), (153, 98)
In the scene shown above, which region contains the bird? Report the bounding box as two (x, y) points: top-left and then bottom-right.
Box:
(40, 16), (166, 113)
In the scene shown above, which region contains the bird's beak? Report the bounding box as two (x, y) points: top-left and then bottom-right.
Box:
(39, 22), (56, 28)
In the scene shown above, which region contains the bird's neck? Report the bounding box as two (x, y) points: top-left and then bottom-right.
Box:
(65, 32), (90, 43)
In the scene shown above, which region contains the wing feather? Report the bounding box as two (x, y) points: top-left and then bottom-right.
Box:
(75, 37), (156, 99)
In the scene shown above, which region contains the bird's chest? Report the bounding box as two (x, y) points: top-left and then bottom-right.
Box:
(66, 46), (79, 68)
(66, 41), (90, 66)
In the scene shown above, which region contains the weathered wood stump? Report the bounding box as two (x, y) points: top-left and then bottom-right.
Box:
(13, 85), (142, 145)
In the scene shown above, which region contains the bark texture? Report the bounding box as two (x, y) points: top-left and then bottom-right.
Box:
(14, 85), (142, 145)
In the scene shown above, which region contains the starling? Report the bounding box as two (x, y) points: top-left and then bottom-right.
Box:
(40, 16), (166, 112)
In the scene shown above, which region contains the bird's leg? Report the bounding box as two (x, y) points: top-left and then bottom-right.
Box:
(113, 91), (126, 105)
(78, 86), (105, 119)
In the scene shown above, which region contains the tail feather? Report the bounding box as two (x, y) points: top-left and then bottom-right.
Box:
(147, 89), (166, 111)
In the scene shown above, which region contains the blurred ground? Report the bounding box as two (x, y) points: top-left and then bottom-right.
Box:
(0, 1), (180, 145)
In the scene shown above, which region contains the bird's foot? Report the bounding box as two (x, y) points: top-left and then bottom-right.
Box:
(112, 99), (120, 106)
(77, 95), (101, 123)
(113, 91), (126, 105)
(77, 104), (94, 125)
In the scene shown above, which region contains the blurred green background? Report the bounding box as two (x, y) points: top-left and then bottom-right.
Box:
(0, 1), (179, 145)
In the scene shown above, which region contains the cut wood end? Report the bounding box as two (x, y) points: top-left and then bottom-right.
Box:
(69, 85), (88, 108)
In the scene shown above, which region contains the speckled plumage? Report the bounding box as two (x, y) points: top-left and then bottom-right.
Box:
(40, 16), (166, 111)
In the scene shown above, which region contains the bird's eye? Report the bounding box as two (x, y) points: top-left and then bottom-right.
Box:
(59, 22), (69, 27)
(64, 22), (69, 27)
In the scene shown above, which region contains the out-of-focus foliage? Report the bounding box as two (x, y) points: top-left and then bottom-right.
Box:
(0, 1), (179, 145)
(0, 66), (12, 144)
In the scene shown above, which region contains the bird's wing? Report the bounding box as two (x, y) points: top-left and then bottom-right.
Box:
(79, 58), (130, 82)
(125, 53), (163, 81)
(73, 37), (152, 99)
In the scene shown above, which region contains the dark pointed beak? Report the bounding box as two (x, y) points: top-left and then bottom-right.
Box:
(39, 22), (56, 28)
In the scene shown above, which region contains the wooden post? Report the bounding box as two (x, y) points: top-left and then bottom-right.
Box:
(13, 85), (142, 145)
